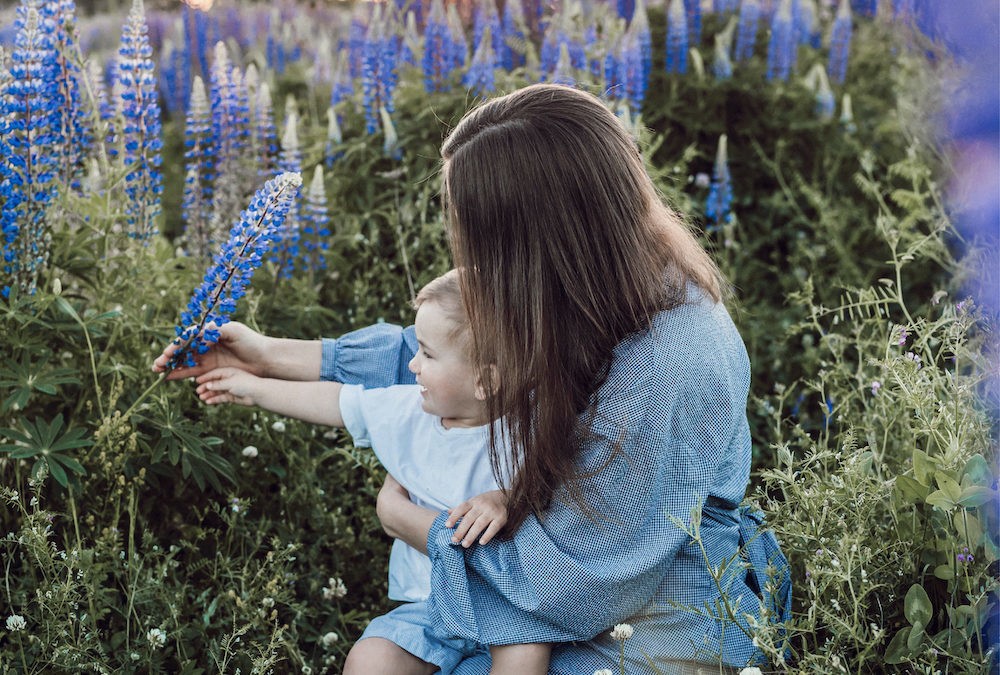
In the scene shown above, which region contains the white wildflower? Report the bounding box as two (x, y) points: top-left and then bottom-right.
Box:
(321, 631), (339, 648)
(739, 669), (764, 675)
(5, 614), (26, 631)
(610, 623), (633, 641)
(272, 420), (286, 432)
(323, 577), (348, 600)
(242, 445), (259, 458)
(147, 627), (167, 649)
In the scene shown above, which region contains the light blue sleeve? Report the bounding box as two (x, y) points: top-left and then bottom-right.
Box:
(319, 323), (418, 387)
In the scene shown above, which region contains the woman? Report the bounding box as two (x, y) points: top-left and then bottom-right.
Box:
(156, 84), (790, 674)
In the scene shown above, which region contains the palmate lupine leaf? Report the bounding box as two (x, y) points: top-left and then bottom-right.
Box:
(0, 414), (91, 487)
(0, 354), (80, 413)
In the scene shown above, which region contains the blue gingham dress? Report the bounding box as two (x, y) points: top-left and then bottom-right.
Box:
(322, 290), (791, 674)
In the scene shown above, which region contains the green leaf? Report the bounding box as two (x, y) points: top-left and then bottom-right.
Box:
(47, 457), (69, 487)
(54, 296), (82, 323)
(895, 475), (930, 503)
(933, 564), (955, 581)
(906, 621), (925, 650)
(926, 490), (956, 510)
(913, 449), (935, 485)
(884, 627), (912, 664)
(962, 455), (993, 487)
(935, 474), (963, 502)
(904, 584), (933, 626)
(958, 486), (994, 508)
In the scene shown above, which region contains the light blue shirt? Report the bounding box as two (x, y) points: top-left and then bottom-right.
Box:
(322, 290), (791, 672)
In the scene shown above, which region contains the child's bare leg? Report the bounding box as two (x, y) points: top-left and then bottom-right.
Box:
(489, 642), (551, 675)
(343, 637), (438, 675)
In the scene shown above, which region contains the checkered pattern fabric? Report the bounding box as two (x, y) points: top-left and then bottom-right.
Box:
(321, 289), (791, 673)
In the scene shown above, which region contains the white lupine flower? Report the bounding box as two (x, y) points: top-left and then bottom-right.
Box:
(147, 627), (167, 648)
(242, 445), (259, 458)
(610, 623), (633, 640)
(5, 614), (26, 631)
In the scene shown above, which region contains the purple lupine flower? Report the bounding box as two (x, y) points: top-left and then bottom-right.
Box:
(360, 8), (400, 135)
(713, 0), (739, 11)
(464, 24), (497, 95)
(182, 3), (212, 81)
(324, 106), (343, 167)
(766, 0), (795, 81)
(170, 172), (302, 370)
(796, 0), (821, 48)
(181, 76), (214, 257)
(300, 166), (330, 275)
(705, 134), (733, 230)
(446, 4), (469, 73)
(473, 0), (503, 73)
(116, 0), (163, 241)
(828, 0), (852, 84)
(347, 10), (367, 80)
(540, 21), (563, 76)
(209, 42), (251, 237)
(850, 0), (876, 17)
(617, 0), (635, 23)
(400, 11), (419, 67)
(423, 0), (452, 92)
(158, 39), (190, 116)
(665, 0), (688, 74)
(632, 0), (652, 89)
(734, 0), (761, 62)
(892, 0), (915, 19)
(684, 0), (702, 47)
(712, 33), (734, 79)
(0, 1), (62, 298)
(603, 32), (624, 100)
(500, 0), (527, 70)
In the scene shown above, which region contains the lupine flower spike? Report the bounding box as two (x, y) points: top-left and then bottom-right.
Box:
(809, 63), (835, 120)
(705, 134), (733, 230)
(170, 172), (302, 370)
(665, 0), (688, 74)
(631, 0), (651, 88)
(828, 0), (852, 85)
(684, 0), (702, 47)
(1, 0), (63, 298)
(464, 25), (497, 95)
(299, 165), (330, 274)
(734, 0), (760, 62)
(766, 0), (794, 81)
(325, 106), (344, 167)
(839, 93), (856, 133)
(380, 107), (403, 161)
(181, 76), (214, 257)
(117, 0), (163, 241)
(550, 42), (576, 86)
(713, 32), (734, 80)
(269, 109), (302, 278)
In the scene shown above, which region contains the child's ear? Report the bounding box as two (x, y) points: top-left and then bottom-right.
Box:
(474, 364), (500, 401)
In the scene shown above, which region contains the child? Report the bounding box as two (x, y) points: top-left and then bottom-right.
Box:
(194, 269), (550, 675)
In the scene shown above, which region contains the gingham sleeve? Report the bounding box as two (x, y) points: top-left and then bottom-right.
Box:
(319, 322), (418, 387)
(425, 297), (755, 646)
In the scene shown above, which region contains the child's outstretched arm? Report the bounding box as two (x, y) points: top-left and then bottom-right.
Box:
(445, 490), (507, 548)
(196, 367), (345, 427)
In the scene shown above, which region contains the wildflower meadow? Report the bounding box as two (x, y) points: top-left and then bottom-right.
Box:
(0, 0), (998, 672)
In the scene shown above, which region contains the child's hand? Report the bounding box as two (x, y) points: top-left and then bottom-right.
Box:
(195, 367), (263, 406)
(446, 490), (507, 547)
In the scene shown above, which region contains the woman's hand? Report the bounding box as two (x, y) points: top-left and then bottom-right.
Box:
(376, 474), (438, 555)
(152, 321), (271, 381)
(446, 490), (508, 547)
(195, 367), (264, 406)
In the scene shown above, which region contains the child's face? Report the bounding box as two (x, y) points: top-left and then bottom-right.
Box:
(408, 302), (486, 428)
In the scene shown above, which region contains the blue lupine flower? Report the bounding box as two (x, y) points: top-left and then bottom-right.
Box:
(446, 4), (469, 73)
(253, 80), (278, 181)
(828, 0), (852, 84)
(182, 3), (213, 81)
(1, 1), (62, 297)
(51, 0), (90, 189)
(324, 106), (343, 167)
(182, 76), (214, 257)
(170, 172), (302, 370)
(734, 0), (760, 62)
(684, 0), (702, 47)
(850, 0), (876, 17)
(473, 0), (503, 73)
(813, 65), (835, 120)
(766, 0), (795, 81)
(209, 42), (251, 236)
(550, 43), (575, 86)
(713, 0), (739, 12)
(159, 38), (191, 116)
(330, 49), (353, 106)
(632, 0), (652, 88)
(892, 0), (915, 19)
(603, 33), (624, 100)
(500, 0), (527, 70)
(705, 134), (733, 230)
(300, 166), (330, 275)
(464, 24), (497, 95)
(117, 0), (163, 241)
(795, 0), (821, 48)
(619, 26), (645, 110)
(266, 9), (287, 75)
(617, 0), (635, 22)
(665, 0), (688, 74)
(269, 111), (302, 279)
(712, 33), (733, 79)
(423, 0), (452, 92)
(360, 8), (400, 135)
(400, 11), (419, 67)
(347, 11), (367, 80)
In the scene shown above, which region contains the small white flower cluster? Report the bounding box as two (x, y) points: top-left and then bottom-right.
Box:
(322, 577), (347, 600)
(321, 631), (339, 649)
(242, 445), (259, 458)
(147, 627), (167, 649)
(609, 623), (633, 641)
(5, 614), (26, 631)
(272, 420), (286, 433)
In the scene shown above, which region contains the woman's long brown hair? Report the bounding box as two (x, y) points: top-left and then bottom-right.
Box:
(441, 84), (724, 535)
